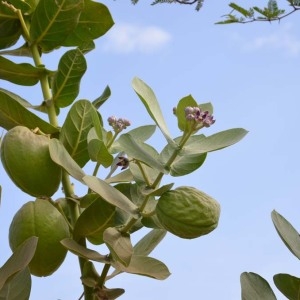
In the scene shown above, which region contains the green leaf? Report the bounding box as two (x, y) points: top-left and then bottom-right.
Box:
(0, 268), (31, 300)
(0, 43), (32, 57)
(271, 210), (300, 260)
(142, 183), (174, 197)
(186, 128), (248, 154)
(0, 90), (58, 133)
(0, 56), (42, 86)
(229, 2), (253, 17)
(111, 125), (156, 154)
(116, 133), (166, 173)
(0, 237), (38, 290)
(74, 196), (115, 245)
(59, 100), (96, 167)
(176, 95), (198, 132)
(112, 255), (170, 280)
(134, 229), (167, 256)
(62, 0), (114, 46)
(30, 0), (84, 51)
(88, 139), (113, 167)
(274, 273), (300, 300)
(49, 138), (86, 183)
(0, 19), (21, 50)
(105, 169), (134, 184)
(241, 272), (277, 300)
(83, 175), (140, 218)
(61, 238), (109, 263)
(52, 49), (87, 108)
(92, 85), (111, 109)
(132, 77), (174, 145)
(103, 227), (133, 267)
(160, 135), (207, 176)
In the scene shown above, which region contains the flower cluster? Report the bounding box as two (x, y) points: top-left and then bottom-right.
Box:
(184, 106), (215, 128)
(107, 116), (131, 133)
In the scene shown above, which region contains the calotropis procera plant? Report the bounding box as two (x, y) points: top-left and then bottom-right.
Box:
(0, 1), (247, 299)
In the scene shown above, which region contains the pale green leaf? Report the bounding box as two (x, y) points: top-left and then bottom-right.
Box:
(132, 77), (174, 145)
(0, 268), (31, 300)
(52, 49), (87, 108)
(74, 196), (115, 245)
(83, 175), (140, 218)
(115, 133), (166, 173)
(61, 238), (109, 263)
(176, 95), (198, 132)
(112, 255), (170, 280)
(0, 237), (38, 290)
(134, 229), (167, 256)
(49, 138), (86, 183)
(104, 227), (133, 267)
(241, 272), (277, 300)
(271, 210), (300, 260)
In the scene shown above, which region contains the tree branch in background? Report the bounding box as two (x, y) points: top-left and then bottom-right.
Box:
(131, 0), (205, 11)
(216, 0), (300, 24)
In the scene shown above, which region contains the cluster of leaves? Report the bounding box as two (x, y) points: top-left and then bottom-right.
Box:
(241, 211), (300, 299)
(217, 0), (300, 24)
(0, 0), (247, 299)
(130, 0), (204, 11)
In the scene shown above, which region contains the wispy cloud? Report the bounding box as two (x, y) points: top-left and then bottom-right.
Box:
(101, 23), (172, 54)
(232, 23), (300, 57)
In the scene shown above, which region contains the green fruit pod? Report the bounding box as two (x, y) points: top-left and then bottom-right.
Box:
(156, 186), (220, 239)
(9, 199), (71, 277)
(0, 126), (61, 197)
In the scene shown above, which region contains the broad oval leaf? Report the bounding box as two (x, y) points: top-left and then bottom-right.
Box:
(83, 175), (140, 218)
(30, 0), (84, 52)
(0, 237), (38, 290)
(49, 138), (86, 183)
(74, 196), (115, 245)
(0, 56), (42, 86)
(0, 268), (31, 300)
(61, 238), (109, 263)
(132, 77), (174, 145)
(112, 255), (170, 280)
(103, 227), (133, 267)
(59, 100), (96, 167)
(62, 1), (114, 46)
(241, 272), (277, 300)
(273, 273), (300, 300)
(271, 210), (300, 260)
(88, 139), (113, 167)
(0, 90), (58, 133)
(52, 49), (87, 108)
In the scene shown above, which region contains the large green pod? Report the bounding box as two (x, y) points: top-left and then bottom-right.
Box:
(1, 126), (61, 197)
(156, 186), (220, 239)
(9, 199), (70, 277)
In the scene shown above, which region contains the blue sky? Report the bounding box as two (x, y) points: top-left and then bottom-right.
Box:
(1, 1), (300, 299)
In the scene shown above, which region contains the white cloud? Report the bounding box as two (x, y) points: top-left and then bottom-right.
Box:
(232, 23), (300, 56)
(102, 23), (172, 54)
